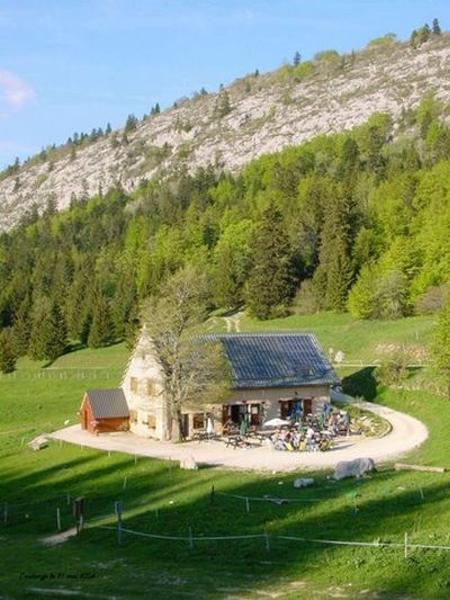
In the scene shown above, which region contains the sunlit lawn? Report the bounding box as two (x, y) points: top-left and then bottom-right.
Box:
(1, 315), (449, 598)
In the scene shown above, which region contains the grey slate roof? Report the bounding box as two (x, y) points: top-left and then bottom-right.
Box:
(85, 389), (129, 419)
(205, 332), (339, 390)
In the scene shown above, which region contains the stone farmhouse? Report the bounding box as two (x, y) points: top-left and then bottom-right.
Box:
(79, 331), (339, 439)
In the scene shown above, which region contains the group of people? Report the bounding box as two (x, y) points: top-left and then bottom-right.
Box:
(269, 426), (333, 452)
(268, 405), (352, 453)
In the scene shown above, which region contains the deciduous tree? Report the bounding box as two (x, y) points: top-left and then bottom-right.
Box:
(432, 298), (450, 398)
(144, 266), (230, 440)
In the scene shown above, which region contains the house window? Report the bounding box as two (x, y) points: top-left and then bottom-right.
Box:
(193, 413), (205, 430)
(148, 414), (156, 428)
(146, 378), (156, 396)
(130, 377), (138, 393)
(129, 410), (138, 424)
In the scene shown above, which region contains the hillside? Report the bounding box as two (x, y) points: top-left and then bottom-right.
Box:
(1, 33), (450, 230)
(2, 315), (450, 598)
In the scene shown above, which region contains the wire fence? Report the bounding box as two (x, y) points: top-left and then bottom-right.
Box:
(98, 523), (450, 559)
(3, 487), (450, 561)
(0, 368), (123, 381)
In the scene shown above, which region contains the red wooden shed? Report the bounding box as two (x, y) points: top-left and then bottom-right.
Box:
(80, 389), (129, 434)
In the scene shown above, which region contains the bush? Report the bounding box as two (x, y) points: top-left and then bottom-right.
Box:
(366, 33), (397, 49)
(292, 61), (314, 81)
(348, 267), (410, 320)
(415, 283), (450, 315)
(313, 49), (340, 62)
(375, 347), (414, 387)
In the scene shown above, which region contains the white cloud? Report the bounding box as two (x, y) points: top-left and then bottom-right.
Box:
(0, 69), (36, 109)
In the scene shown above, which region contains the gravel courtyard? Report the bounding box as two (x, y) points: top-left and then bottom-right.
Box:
(49, 401), (428, 472)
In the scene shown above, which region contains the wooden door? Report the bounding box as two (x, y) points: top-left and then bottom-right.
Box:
(303, 398), (313, 415)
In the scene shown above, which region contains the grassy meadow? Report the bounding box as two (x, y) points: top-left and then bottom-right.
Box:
(1, 313), (450, 599)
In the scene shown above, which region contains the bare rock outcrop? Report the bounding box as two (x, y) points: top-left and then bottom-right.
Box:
(1, 36), (450, 230)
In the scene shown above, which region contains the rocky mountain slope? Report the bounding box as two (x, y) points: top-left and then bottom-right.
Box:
(1, 34), (450, 230)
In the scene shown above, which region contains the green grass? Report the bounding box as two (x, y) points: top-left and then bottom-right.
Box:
(240, 312), (435, 364)
(1, 313), (450, 598)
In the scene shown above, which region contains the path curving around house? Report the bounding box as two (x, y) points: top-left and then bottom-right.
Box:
(49, 401), (428, 472)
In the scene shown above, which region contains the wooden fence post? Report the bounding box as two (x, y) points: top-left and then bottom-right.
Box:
(56, 507), (61, 531)
(245, 497), (250, 513)
(115, 501), (123, 545)
(404, 532), (408, 559)
(265, 530), (271, 552)
(210, 485), (215, 505)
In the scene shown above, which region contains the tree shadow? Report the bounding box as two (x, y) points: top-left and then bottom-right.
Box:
(342, 367), (378, 401)
(3, 437), (450, 598)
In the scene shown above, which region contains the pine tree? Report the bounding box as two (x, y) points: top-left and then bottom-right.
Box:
(409, 23), (431, 48)
(124, 114), (138, 133)
(105, 122), (112, 134)
(432, 298), (450, 398)
(111, 270), (137, 339)
(87, 291), (113, 348)
(124, 302), (140, 350)
(0, 328), (17, 374)
(432, 18), (441, 35)
(246, 203), (295, 319)
(213, 89), (232, 118)
(293, 51), (301, 66)
(29, 299), (67, 362)
(313, 193), (353, 311)
(13, 294), (32, 356)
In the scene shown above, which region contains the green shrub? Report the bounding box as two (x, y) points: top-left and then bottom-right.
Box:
(375, 346), (414, 387)
(366, 33), (397, 49)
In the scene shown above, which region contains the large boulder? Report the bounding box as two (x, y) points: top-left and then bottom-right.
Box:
(28, 434), (50, 451)
(180, 456), (198, 470)
(334, 457), (375, 480)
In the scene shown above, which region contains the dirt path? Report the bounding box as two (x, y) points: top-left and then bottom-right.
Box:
(40, 527), (78, 546)
(223, 311), (243, 333)
(50, 402), (428, 472)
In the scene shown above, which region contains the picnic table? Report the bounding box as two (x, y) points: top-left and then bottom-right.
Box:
(224, 435), (252, 449)
(191, 430), (217, 442)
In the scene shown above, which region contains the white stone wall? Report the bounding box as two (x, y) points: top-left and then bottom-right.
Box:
(121, 329), (168, 440)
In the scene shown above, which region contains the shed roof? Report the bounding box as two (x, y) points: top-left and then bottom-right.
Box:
(205, 332), (339, 389)
(85, 389), (129, 419)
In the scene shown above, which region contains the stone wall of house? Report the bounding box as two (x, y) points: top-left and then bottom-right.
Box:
(121, 329), (169, 440)
(225, 384), (330, 420)
(121, 329), (333, 440)
(185, 384), (331, 435)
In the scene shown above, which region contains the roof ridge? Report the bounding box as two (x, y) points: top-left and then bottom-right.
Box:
(203, 331), (316, 337)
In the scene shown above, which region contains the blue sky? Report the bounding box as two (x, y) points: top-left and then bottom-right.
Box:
(1, 0), (449, 168)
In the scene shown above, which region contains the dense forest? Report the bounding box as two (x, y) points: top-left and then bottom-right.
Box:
(1, 91), (450, 368)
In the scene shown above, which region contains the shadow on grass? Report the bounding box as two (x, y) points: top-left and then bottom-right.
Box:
(342, 367), (378, 401)
(2, 439), (450, 598)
